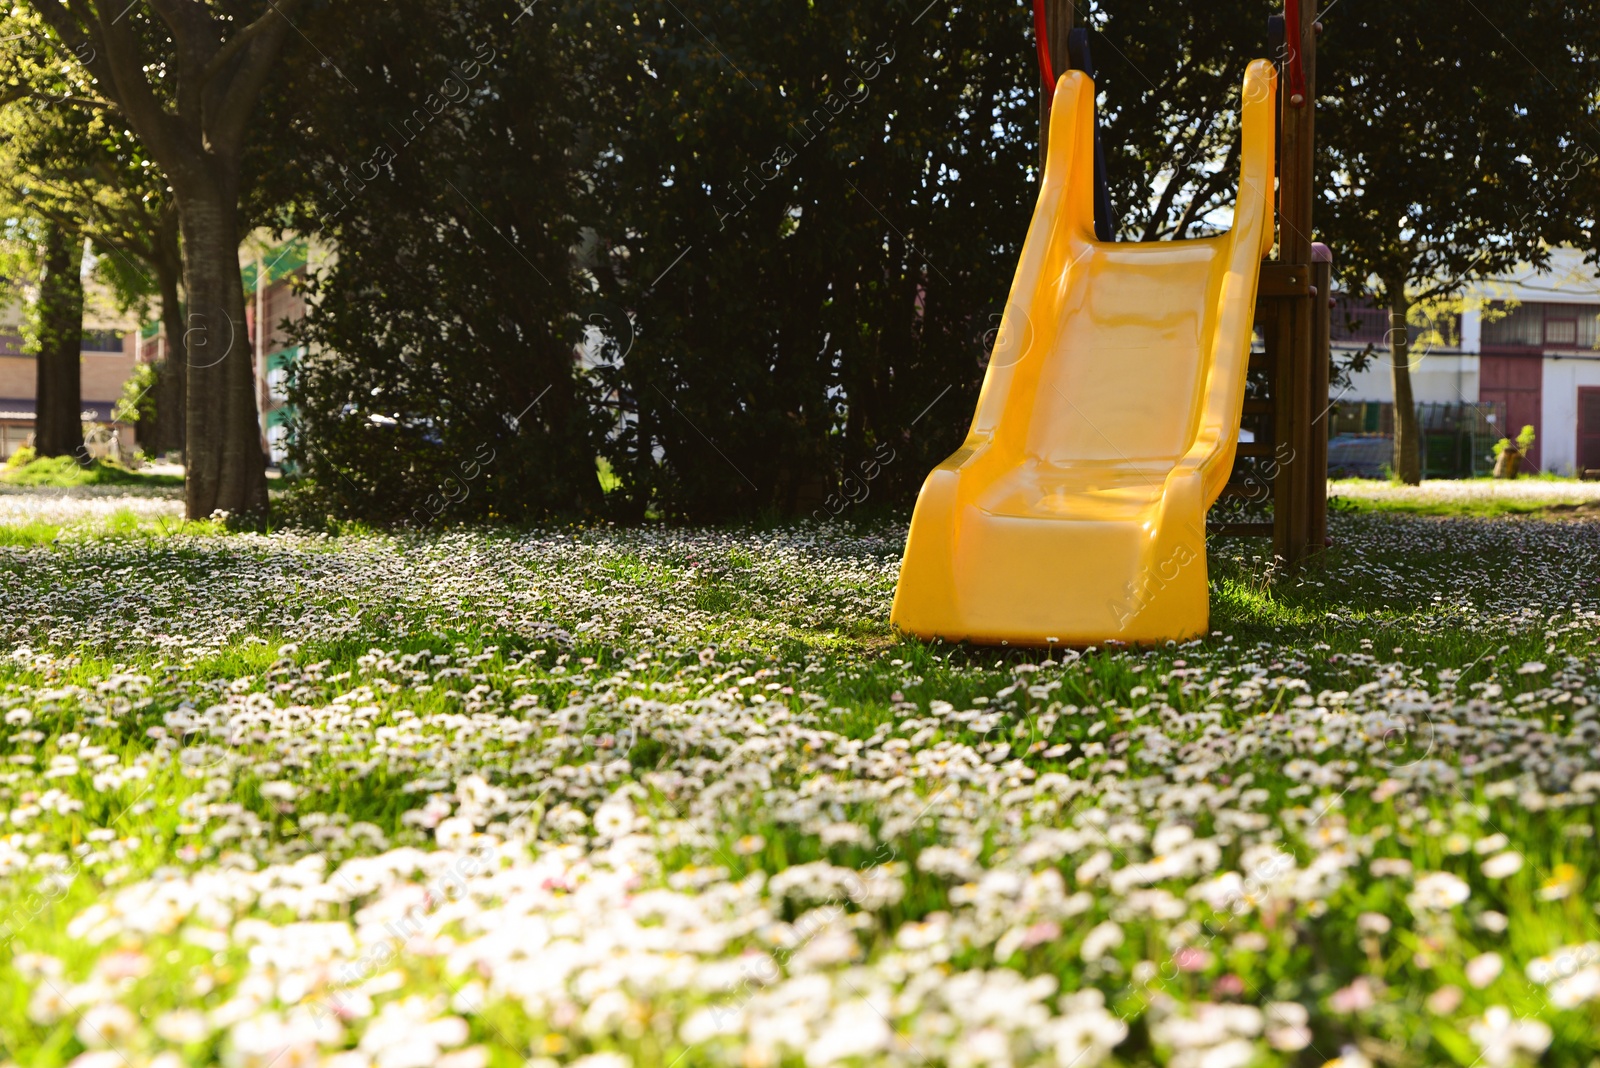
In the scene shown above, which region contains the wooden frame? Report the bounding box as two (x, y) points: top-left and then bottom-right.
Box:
(1209, 1), (1330, 566)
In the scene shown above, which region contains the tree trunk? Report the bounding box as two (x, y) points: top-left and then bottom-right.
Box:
(150, 257), (187, 459)
(24, 0), (300, 514)
(180, 189), (267, 520)
(1387, 283), (1422, 485)
(33, 223), (86, 459)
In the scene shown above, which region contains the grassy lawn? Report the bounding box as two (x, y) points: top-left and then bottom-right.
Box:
(1331, 476), (1600, 518)
(0, 484), (199, 548)
(0, 494), (1596, 1067)
(0, 456), (185, 491)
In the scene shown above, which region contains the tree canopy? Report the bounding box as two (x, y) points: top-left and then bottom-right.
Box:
(8, 0), (1600, 515)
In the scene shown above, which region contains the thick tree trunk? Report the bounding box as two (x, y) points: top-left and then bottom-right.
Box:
(26, 0), (303, 517)
(33, 223), (86, 459)
(150, 259), (187, 459)
(179, 189), (267, 520)
(1387, 284), (1422, 485)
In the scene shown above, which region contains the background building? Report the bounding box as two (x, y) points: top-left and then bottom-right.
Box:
(244, 235), (308, 467)
(1328, 247), (1600, 477)
(0, 291), (141, 460)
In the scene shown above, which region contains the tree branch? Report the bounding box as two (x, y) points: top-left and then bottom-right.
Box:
(1171, 139), (1240, 239)
(208, 0), (303, 154)
(143, 0), (214, 58)
(79, 0), (191, 178)
(1141, 166), (1190, 242)
(199, 2), (283, 86)
(1137, 93), (1224, 241)
(28, 0), (117, 91)
(0, 87), (117, 109)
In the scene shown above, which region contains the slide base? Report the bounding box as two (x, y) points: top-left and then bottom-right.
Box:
(890, 461), (1211, 647)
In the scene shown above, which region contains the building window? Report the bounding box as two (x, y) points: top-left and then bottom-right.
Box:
(1330, 298), (1394, 345)
(1545, 317), (1578, 347)
(82, 329), (125, 353)
(1482, 302), (1600, 351)
(1, 423), (31, 458)
(1482, 303), (1544, 347)
(267, 366), (289, 402)
(1329, 297), (1460, 348)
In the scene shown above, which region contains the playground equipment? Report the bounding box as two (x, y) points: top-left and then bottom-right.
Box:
(892, 1), (1330, 646)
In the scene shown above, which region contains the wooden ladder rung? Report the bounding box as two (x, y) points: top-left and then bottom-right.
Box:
(1219, 481), (1271, 498)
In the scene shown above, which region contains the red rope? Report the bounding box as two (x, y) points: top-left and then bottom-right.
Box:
(1033, 0), (1055, 91)
(1284, 0), (1308, 102)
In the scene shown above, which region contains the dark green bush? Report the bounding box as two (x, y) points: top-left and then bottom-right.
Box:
(266, 0), (1297, 523)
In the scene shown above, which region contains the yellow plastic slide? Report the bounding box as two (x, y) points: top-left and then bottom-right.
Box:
(891, 59), (1278, 646)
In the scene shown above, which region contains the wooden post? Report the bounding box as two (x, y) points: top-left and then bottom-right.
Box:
(1269, 0), (1319, 567)
(1038, 0), (1074, 170)
(1275, 2), (1315, 266)
(1214, 4), (1331, 560)
(1309, 244), (1332, 550)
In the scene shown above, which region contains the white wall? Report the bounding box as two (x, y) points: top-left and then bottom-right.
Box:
(1336, 351), (1480, 407)
(1540, 355), (1600, 475)
(1461, 306), (1481, 353)
(1467, 247), (1600, 307)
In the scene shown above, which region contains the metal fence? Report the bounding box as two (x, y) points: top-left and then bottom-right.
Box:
(1326, 400), (1506, 479)
(1417, 401), (1505, 478)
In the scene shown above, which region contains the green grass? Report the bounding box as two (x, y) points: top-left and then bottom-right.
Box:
(0, 455), (184, 488)
(1330, 477), (1600, 518)
(0, 510), (1595, 1066)
(0, 519), (61, 546)
(0, 508), (226, 545)
(1334, 495), (1586, 518)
